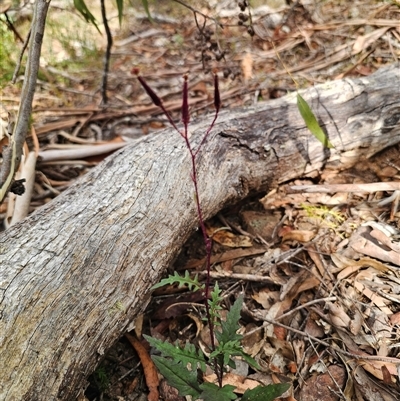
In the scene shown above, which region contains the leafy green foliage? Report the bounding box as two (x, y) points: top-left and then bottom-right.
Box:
(140, 75), (291, 400)
(0, 16), (19, 87)
(216, 295), (243, 344)
(151, 270), (204, 291)
(242, 383), (291, 401)
(199, 383), (237, 401)
(145, 291), (273, 400)
(73, 0), (101, 33)
(144, 335), (207, 372)
(151, 356), (202, 398)
(115, 0), (124, 25)
(93, 366), (109, 391)
(208, 281), (223, 325)
(297, 93), (334, 148)
(212, 295), (260, 371)
(141, 0), (153, 22)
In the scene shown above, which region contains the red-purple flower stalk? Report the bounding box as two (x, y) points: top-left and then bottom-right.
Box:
(181, 74), (190, 138)
(194, 73), (220, 156)
(132, 68), (181, 133)
(135, 69), (222, 385)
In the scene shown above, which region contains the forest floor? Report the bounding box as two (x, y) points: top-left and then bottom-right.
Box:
(1, 0), (400, 400)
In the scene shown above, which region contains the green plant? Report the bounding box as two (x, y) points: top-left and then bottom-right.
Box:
(146, 279), (290, 401)
(93, 366), (110, 391)
(0, 15), (19, 88)
(301, 203), (345, 229)
(135, 72), (291, 400)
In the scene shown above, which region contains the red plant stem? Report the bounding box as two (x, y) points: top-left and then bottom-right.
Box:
(136, 72), (222, 385)
(184, 122), (222, 386)
(186, 140), (215, 343)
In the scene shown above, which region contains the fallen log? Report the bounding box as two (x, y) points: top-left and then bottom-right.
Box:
(1, 63), (399, 400)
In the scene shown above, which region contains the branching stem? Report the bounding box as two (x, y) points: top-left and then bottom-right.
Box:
(135, 70), (221, 384)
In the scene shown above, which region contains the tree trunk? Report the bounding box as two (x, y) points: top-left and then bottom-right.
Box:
(1, 64), (399, 400)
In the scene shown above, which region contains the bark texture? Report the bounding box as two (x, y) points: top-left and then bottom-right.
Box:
(1, 64), (399, 400)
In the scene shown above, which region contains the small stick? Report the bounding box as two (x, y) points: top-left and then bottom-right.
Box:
(289, 182), (400, 193)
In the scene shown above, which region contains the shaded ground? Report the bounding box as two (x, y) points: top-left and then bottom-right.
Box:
(1, 1), (400, 400)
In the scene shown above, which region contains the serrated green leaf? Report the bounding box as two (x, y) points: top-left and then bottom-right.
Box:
(208, 281), (223, 323)
(210, 340), (241, 366)
(115, 0), (123, 26)
(151, 271), (204, 291)
(216, 295), (243, 345)
(240, 352), (260, 370)
(297, 93), (334, 148)
(242, 383), (291, 401)
(199, 382), (237, 401)
(152, 356), (202, 398)
(210, 339), (259, 370)
(141, 0), (153, 22)
(73, 0), (101, 33)
(144, 335), (207, 371)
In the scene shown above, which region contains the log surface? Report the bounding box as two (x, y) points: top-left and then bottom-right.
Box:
(1, 64), (399, 400)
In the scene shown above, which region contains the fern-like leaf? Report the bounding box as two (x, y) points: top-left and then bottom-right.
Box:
(215, 295), (243, 345)
(242, 383), (291, 401)
(199, 383), (237, 401)
(152, 356), (202, 398)
(144, 335), (206, 371)
(208, 281), (223, 324)
(151, 270), (204, 291)
(210, 339), (259, 370)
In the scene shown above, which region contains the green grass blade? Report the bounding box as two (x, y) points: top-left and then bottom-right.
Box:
(297, 93), (334, 148)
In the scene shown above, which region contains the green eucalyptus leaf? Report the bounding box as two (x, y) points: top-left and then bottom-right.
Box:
(73, 0), (101, 33)
(115, 0), (123, 26)
(141, 0), (153, 22)
(297, 93), (334, 148)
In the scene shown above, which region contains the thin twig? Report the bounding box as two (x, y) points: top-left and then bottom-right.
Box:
(1, 0), (51, 204)
(253, 310), (400, 364)
(100, 0), (113, 104)
(12, 27), (31, 84)
(172, 0), (223, 27)
(243, 297), (337, 339)
(3, 11), (24, 43)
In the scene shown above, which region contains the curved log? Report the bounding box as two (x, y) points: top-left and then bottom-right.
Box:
(0, 64), (399, 400)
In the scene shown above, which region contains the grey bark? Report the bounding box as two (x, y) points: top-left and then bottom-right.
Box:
(0, 64), (399, 400)
(0, 0), (50, 202)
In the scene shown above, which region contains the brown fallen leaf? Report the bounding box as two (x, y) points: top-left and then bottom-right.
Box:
(280, 229), (316, 243)
(352, 27), (390, 53)
(204, 372), (260, 394)
(206, 223), (253, 248)
(125, 333), (160, 401)
(299, 365), (346, 401)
